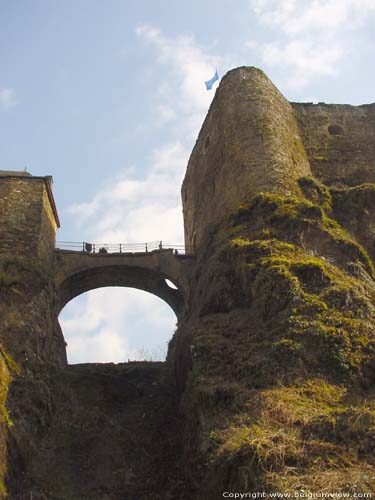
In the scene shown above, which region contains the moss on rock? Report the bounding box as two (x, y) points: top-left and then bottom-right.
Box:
(173, 185), (375, 495)
(0, 344), (20, 499)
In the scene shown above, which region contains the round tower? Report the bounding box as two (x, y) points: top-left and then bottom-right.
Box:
(182, 66), (311, 251)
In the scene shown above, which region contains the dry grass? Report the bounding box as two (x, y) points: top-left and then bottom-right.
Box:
(207, 380), (375, 492)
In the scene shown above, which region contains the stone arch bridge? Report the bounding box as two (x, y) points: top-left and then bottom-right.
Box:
(54, 244), (194, 319)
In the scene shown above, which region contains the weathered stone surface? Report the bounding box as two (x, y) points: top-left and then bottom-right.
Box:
(0, 175), (65, 499)
(2, 66), (375, 498)
(7, 363), (187, 500)
(0, 173), (194, 499)
(0, 175), (65, 367)
(182, 66), (311, 251)
(174, 68), (375, 496)
(0, 171), (31, 178)
(54, 248), (194, 318)
(292, 102), (375, 187)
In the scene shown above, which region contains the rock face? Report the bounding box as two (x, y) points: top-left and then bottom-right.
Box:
(1, 66), (375, 498)
(174, 67), (375, 496)
(8, 363), (186, 500)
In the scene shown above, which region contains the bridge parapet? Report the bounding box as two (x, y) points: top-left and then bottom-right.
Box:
(56, 240), (192, 255)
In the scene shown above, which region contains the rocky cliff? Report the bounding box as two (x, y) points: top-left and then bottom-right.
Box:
(174, 67), (375, 496)
(1, 67), (375, 498)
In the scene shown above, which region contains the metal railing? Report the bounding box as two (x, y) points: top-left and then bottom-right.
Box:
(56, 240), (192, 255)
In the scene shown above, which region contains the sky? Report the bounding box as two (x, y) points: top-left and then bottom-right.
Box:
(1, 0), (374, 363)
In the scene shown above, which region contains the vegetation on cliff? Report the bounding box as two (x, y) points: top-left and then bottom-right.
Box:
(174, 181), (375, 495)
(0, 254), (58, 499)
(0, 345), (20, 498)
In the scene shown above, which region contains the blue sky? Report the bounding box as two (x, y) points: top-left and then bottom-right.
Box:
(1, 0), (374, 363)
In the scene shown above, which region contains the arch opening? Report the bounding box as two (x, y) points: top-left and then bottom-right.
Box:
(59, 287), (177, 364)
(56, 264), (185, 318)
(165, 278), (178, 289)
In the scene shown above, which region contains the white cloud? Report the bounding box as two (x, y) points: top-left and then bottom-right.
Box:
(249, 0), (375, 89)
(66, 140), (187, 243)
(0, 88), (16, 109)
(136, 24), (221, 137)
(62, 141), (187, 363)
(67, 328), (130, 364)
(157, 104), (177, 124)
(245, 39), (260, 50)
(60, 287), (176, 364)
(67, 198), (101, 222)
(252, 0), (375, 33)
(262, 39), (343, 89)
(61, 25), (224, 364)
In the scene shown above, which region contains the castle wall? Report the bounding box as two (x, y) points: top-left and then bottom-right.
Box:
(292, 102), (375, 187)
(0, 174), (66, 496)
(0, 177), (45, 256)
(0, 176), (58, 262)
(39, 184), (59, 262)
(0, 174), (65, 366)
(181, 67), (311, 251)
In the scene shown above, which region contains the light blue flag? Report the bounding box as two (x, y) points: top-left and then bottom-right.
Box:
(205, 70), (219, 90)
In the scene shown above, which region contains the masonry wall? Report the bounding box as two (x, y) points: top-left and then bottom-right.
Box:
(181, 66), (311, 251)
(0, 176), (58, 261)
(292, 102), (375, 187)
(0, 176), (63, 365)
(0, 175), (66, 496)
(182, 68), (375, 252)
(0, 178), (45, 256)
(39, 185), (58, 262)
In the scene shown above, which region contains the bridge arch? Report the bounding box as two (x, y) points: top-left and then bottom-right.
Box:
(54, 249), (193, 319)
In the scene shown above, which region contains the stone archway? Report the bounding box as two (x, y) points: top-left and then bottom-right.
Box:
(54, 249), (193, 319)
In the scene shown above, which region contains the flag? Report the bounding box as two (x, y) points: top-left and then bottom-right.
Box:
(205, 70), (219, 90)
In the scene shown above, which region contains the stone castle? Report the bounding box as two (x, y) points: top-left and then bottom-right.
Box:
(183, 67), (375, 250)
(1, 67), (375, 498)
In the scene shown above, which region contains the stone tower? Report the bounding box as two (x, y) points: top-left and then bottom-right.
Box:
(0, 171), (60, 261)
(0, 171), (67, 496)
(182, 67), (311, 251)
(182, 66), (375, 252)
(0, 170), (66, 367)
